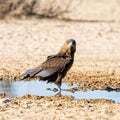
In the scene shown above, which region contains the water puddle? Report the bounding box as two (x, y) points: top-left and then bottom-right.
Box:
(0, 80), (120, 102)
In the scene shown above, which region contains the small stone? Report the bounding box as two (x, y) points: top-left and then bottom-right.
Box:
(2, 98), (11, 103)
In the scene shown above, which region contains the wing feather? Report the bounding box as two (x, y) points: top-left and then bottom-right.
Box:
(34, 57), (71, 78)
(21, 56), (71, 79)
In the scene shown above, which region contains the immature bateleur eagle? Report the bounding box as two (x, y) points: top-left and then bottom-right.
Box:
(21, 39), (76, 94)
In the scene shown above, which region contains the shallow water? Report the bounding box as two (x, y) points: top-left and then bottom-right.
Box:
(0, 80), (120, 102)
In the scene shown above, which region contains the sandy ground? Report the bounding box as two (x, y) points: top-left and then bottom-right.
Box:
(0, 18), (120, 119)
(1, 19), (120, 89)
(1, 95), (120, 120)
(1, 1), (120, 119)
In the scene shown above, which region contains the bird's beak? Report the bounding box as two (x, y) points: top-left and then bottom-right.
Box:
(68, 42), (73, 46)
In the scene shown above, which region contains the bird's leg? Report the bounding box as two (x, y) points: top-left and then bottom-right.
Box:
(55, 74), (62, 96)
(55, 83), (61, 96)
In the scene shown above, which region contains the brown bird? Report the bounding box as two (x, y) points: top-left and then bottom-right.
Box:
(21, 39), (76, 94)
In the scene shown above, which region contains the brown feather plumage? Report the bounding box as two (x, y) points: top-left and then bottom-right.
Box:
(21, 39), (76, 94)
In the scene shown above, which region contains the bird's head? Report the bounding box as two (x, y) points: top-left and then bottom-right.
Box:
(65, 39), (76, 53)
(59, 39), (76, 56)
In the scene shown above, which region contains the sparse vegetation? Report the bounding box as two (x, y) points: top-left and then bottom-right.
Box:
(0, 0), (72, 18)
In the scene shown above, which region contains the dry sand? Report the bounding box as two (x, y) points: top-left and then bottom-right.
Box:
(0, 18), (120, 119)
(1, 19), (120, 89)
(1, 95), (120, 120)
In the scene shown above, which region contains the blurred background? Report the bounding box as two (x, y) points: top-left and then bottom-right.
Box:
(0, 0), (120, 21)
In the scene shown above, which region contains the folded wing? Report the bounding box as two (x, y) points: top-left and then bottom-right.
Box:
(21, 56), (71, 80)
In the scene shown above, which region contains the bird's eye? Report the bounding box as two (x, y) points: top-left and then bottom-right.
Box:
(72, 41), (75, 45)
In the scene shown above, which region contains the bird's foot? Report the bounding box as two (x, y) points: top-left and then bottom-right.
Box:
(55, 92), (61, 97)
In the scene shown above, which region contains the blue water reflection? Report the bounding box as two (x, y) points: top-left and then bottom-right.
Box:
(0, 80), (120, 102)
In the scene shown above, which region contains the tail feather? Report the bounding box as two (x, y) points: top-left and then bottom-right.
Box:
(20, 69), (32, 80)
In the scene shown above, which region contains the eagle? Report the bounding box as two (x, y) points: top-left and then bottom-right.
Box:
(21, 39), (76, 95)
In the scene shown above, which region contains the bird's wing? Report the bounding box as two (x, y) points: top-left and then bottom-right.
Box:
(34, 56), (72, 79)
(35, 67), (61, 78)
(21, 56), (71, 79)
(20, 64), (42, 79)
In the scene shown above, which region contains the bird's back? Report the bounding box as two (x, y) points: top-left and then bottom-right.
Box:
(21, 55), (72, 81)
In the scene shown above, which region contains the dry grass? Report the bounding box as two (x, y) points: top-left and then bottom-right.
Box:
(0, 0), (72, 18)
(0, 0), (120, 21)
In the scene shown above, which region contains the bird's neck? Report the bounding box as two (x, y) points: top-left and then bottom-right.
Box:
(58, 48), (74, 58)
